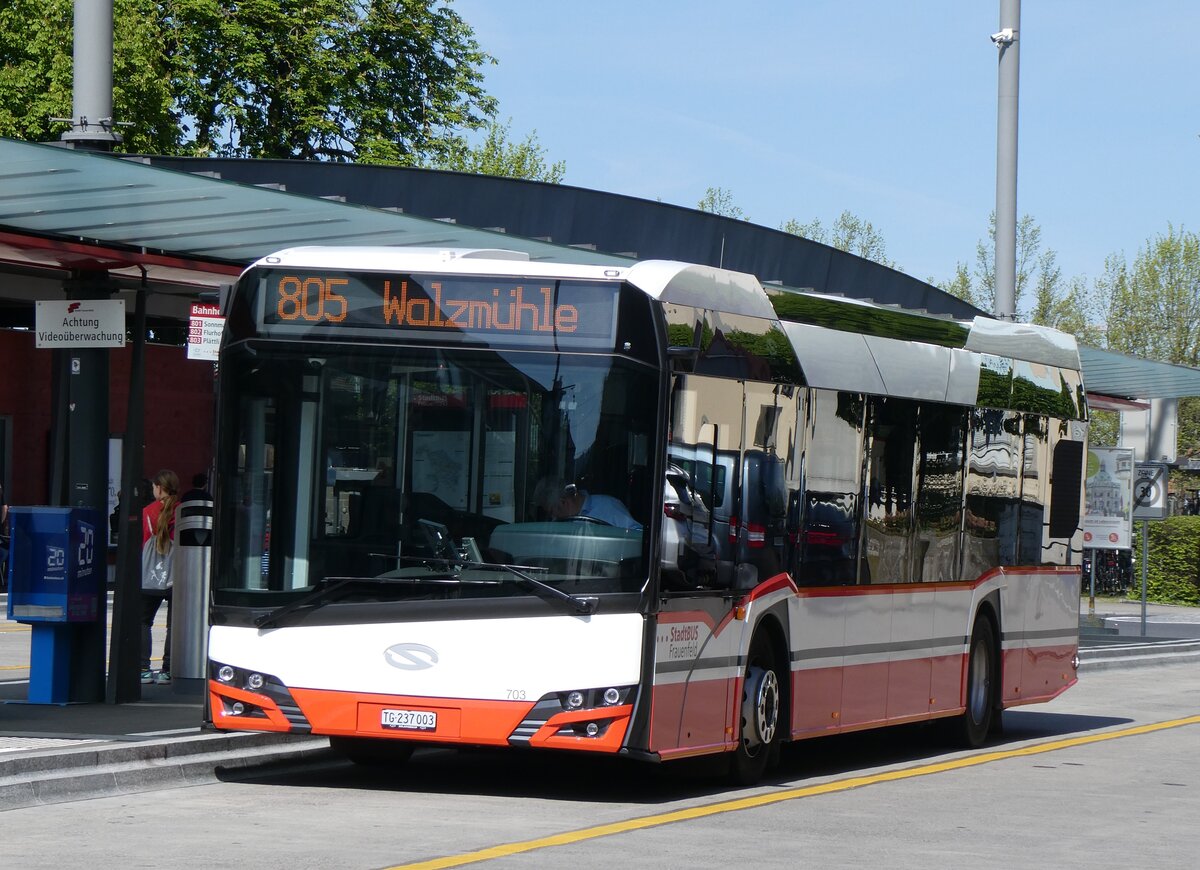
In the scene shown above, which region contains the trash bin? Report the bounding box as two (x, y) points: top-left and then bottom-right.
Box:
(6, 507), (102, 703)
(170, 497), (213, 684)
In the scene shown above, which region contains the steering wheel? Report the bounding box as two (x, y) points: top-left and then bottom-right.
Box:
(568, 514), (610, 525)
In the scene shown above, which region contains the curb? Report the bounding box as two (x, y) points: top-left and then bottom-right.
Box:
(1078, 638), (1200, 672)
(0, 730), (329, 811)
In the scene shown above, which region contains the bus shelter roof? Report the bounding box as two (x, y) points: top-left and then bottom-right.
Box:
(0, 137), (627, 293)
(1079, 346), (1200, 402)
(2, 136), (1199, 403)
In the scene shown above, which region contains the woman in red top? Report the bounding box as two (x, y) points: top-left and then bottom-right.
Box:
(141, 470), (180, 684)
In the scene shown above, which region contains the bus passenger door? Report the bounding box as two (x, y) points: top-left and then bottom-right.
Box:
(651, 374), (744, 755)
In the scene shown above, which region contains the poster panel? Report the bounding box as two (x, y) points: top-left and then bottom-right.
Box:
(1083, 447), (1134, 550)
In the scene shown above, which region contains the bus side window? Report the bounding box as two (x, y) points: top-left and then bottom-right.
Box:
(795, 390), (864, 587)
(667, 374), (743, 591)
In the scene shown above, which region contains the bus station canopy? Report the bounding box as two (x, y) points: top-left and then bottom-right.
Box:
(1, 136), (1199, 403)
(0, 137), (626, 297)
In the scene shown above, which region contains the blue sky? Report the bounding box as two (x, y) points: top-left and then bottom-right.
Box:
(455, 1), (1199, 289)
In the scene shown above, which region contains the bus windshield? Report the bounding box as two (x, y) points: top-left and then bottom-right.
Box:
(212, 344), (659, 609)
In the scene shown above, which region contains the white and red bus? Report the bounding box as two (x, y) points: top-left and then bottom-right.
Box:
(207, 247), (1085, 782)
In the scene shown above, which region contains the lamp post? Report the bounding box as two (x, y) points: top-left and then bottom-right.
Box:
(992, 0), (1021, 322)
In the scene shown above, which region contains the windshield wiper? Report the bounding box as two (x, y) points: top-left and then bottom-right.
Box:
(466, 561), (598, 615)
(254, 576), (364, 629)
(254, 572), (495, 629)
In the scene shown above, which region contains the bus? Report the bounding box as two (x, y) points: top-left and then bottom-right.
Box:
(207, 247), (1086, 783)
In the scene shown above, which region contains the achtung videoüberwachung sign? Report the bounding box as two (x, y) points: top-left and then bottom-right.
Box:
(35, 300), (126, 348)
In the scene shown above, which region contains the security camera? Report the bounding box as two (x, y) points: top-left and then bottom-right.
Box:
(990, 28), (1015, 46)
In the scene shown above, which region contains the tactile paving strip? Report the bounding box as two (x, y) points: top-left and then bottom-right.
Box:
(0, 737), (101, 753)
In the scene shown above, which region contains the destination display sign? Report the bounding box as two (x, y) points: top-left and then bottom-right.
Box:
(254, 270), (619, 349)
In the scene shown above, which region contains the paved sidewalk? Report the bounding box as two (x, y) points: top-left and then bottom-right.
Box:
(0, 676), (328, 811)
(1080, 596), (1200, 638)
(0, 595), (328, 810)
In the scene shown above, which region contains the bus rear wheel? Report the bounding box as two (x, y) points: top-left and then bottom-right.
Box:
(729, 635), (782, 785)
(329, 736), (415, 767)
(955, 616), (997, 748)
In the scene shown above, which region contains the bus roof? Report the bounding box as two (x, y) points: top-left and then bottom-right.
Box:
(242, 246), (1081, 374)
(245, 246), (631, 282)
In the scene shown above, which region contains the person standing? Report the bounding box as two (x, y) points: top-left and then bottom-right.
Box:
(181, 472), (212, 502)
(141, 470), (180, 684)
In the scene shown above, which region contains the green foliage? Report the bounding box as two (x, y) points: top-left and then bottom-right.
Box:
(0, 0), (179, 153)
(1138, 517), (1200, 605)
(938, 262), (980, 308)
(1089, 409), (1118, 447)
(697, 187), (745, 220)
(1, 0), (498, 164)
(781, 210), (897, 270)
(426, 118), (565, 182)
(937, 212), (1084, 323)
(1099, 225), (1200, 366)
(1177, 397), (1200, 462)
(0, 0), (72, 141)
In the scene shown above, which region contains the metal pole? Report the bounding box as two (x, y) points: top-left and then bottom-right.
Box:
(106, 284), (147, 703)
(62, 0), (121, 149)
(993, 0), (1021, 321)
(1140, 519), (1149, 636)
(1087, 547), (1095, 618)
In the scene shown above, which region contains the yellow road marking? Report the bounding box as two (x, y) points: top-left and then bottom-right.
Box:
(388, 715), (1200, 870)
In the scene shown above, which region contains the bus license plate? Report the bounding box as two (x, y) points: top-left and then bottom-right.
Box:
(381, 708), (437, 732)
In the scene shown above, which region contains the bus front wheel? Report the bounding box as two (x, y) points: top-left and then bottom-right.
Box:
(729, 635), (782, 785)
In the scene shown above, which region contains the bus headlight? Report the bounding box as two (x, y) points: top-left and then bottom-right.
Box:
(567, 691), (585, 709)
(217, 665), (235, 683)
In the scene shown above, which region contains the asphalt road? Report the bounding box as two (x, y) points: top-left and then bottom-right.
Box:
(3, 658), (1198, 869)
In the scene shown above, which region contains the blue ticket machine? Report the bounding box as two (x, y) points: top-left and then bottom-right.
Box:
(6, 507), (102, 703)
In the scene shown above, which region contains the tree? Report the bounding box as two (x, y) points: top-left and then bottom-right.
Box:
(1099, 226), (1200, 366)
(427, 118), (565, 182)
(939, 212), (1097, 342)
(938, 262), (981, 309)
(781, 210), (896, 269)
(940, 212), (1044, 316)
(697, 187), (746, 220)
(1030, 270), (1104, 346)
(1, 0), (497, 164)
(0, 0), (181, 154)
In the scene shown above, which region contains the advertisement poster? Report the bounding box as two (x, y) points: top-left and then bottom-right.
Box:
(1083, 447), (1134, 550)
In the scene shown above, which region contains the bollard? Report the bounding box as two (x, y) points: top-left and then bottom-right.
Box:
(170, 497), (213, 686)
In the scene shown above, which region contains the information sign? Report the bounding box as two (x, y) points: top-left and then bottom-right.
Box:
(1132, 461), (1169, 521)
(187, 303), (224, 361)
(35, 300), (126, 348)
